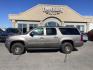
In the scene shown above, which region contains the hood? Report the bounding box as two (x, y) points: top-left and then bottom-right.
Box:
(8, 34), (27, 41)
(0, 31), (21, 36)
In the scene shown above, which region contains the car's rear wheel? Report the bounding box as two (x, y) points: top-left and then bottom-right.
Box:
(60, 42), (73, 54)
(11, 43), (25, 55)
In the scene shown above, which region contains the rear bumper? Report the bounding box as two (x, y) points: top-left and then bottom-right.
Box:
(74, 41), (84, 47)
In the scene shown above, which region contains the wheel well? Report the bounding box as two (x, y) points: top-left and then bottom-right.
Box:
(10, 41), (25, 52)
(62, 40), (74, 47)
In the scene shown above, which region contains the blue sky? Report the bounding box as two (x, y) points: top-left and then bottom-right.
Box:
(0, 0), (93, 28)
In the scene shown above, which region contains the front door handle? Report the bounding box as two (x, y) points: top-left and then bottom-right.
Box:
(54, 37), (58, 38)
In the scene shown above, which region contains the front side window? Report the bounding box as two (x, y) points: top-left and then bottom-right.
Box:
(31, 28), (44, 36)
(46, 28), (57, 35)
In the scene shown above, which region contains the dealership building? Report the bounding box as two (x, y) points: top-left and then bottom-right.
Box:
(9, 4), (93, 33)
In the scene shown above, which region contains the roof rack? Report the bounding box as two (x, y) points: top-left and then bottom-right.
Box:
(37, 26), (76, 28)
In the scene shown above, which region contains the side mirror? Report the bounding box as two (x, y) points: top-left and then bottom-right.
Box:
(30, 32), (34, 37)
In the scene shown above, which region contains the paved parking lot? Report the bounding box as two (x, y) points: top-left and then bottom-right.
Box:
(0, 41), (93, 70)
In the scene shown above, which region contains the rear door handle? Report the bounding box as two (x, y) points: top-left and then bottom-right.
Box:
(40, 37), (44, 39)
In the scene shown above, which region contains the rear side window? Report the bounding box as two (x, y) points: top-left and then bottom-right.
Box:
(46, 28), (57, 35)
(59, 28), (80, 35)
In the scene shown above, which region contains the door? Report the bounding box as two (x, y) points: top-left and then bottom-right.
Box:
(27, 28), (45, 48)
(44, 28), (59, 48)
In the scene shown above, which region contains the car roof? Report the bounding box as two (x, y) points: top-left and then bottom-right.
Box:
(37, 26), (77, 29)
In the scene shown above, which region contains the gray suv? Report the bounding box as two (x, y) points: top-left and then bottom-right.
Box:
(5, 27), (83, 55)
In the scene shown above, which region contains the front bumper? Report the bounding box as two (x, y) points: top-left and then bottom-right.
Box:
(5, 39), (11, 53)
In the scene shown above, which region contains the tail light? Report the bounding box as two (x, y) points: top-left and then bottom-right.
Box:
(81, 35), (83, 41)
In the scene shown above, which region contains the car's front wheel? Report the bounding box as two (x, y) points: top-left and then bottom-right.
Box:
(11, 43), (25, 55)
(60, 42), (73, 54)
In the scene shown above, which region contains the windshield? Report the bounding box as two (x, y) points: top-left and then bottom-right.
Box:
(0, 28), (3, 32)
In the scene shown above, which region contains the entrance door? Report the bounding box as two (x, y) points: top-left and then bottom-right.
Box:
(43, 18), (62, 27)
(45, 21), (59, 27)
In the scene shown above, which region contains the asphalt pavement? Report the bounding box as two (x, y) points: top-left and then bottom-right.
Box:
(0, 41), (93, 70)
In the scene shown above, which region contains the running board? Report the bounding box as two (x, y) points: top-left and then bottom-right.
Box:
(27, 47), (60, 50)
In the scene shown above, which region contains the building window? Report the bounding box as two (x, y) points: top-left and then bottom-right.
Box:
(18, 24), (27, 33)
(23, 24), (27, 33)
(45, 21), (59, 27)
(18, 24), (22, 32)
(65, 24), (85, 33)
(76, 25), (84, 33)
(65, 25), (74, 27)
(29, 24), (38, 30)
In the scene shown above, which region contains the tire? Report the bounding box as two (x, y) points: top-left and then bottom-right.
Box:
(11, 43), (25, 55)
(60, 42), (73, 54)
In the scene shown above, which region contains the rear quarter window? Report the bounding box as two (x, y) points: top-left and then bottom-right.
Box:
(59, 28), (80, 35)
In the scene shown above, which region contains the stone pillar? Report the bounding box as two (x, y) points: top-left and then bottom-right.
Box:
(86, 23), (89, 32)
(11, 20), (17, 28)
(61, 21), (64, 26)
(87, 22), (93, 32)
(39, 20), (43, 26)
